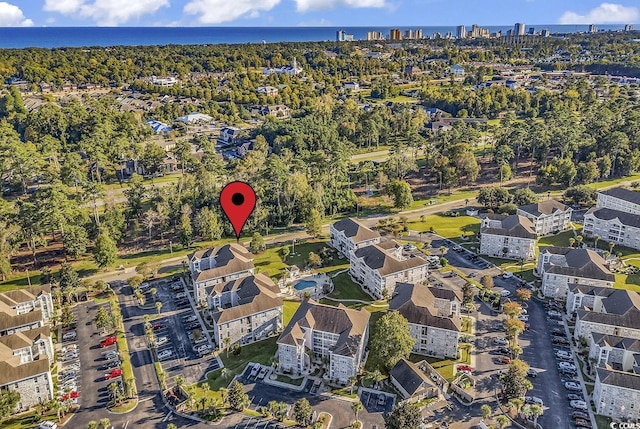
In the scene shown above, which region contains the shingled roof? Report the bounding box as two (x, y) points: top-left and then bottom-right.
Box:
(0, 302), (43, 332)
(597, 367), (640, 391)
(600, 187), (640, 205)
(539, 247), (614, 282)
(189, 244), (254, 283)
(277, 299), (369, 358)
(331, 218), (380, 243)
(591, 333), (640, 353)
(210, 274), (283, 324)
(390, 358), (436, 398)
(481, 214), (537, 239)
(389, 283), (461, 332)
(577, 290), (640, 329)
(586, 207), (640, 229)
(518, 200), (569, 217)
(354, 244), (428, 276)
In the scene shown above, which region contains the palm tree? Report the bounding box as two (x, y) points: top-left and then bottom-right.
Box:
(609, 241), (616, 253)
(352, 400), (363, 422)
(87, 421), (98, 429)
(108, 382), (120, 405)
(508, 397), (524, 415)
(174, 376), (185, 389)
(481, 404), (492, 420)
(594, 234), (600, 250)
(125, 376), (136, 398)
(220, 387), (229, 406)
(223, 337), (231, 358)
(99, 418), (111, 429)
(521, 404), (533, 422)
(530, 404), (543, 426)
(155, 301), (162, 314)
(569, 237), (576, 248)
(150, 287), (157, 302)
(348, 375), (358, 395)
(440, 246), (447, 256)
(496, 415), (509, 429)
(52, 399), (64, 421)
(576, 235), (584, 248)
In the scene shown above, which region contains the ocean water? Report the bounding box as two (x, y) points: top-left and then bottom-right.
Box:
(0, 25), (628, 49)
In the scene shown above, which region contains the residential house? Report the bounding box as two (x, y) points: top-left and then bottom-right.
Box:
(210, 274), (283, 347)
(146, 119), (172, 134)
(573, 289), (640, 342)
(479, 214), (537, 260)
(329, 218), (381, 259)
(593, 368), (640, 421)
(343, 82), (360, 91)
(0, 326), (54, 411)
(254, 105), (291, 119)
(176, 112), (213, 124)
(188, 244), (255, 304)
(450, 64), (465, 76)
(516, 200), (572, 235)
(277, 299), (369, 384)
(219, 126), (242, 145)
(256, 86), (279, 96)
(389, 359), (439, 403)
(537, 247), (614, 299)
(588, 333), (640, 372)
(350, 243), (429, 299)
(389, 283), (461, 359)
(596, 187), (640, 215)
(262, 59), (302, 76)
(151, 76), (178, 87)
(583, 207), (640, 250)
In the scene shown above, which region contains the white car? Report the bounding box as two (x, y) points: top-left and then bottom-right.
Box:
(175, 292), (187, 299)
(556, 351), (572, 360)
(155, 336), (168, 347)
(197, 345), (212, 355)
(62, 331), (77, 341)
(62, 352), (79, 361)
(494, 337), (508, 345)
(38, 422), (58, 429)
(500, 290), (511, 297)
(570, 400), (588, 410)
(565, 381), (582, 391)
(183, 315), (197, 323)
(518, 315), (529, 322)
(525, 396), (544, 406)
(503, 272), (514, 279)
(559, 363), (577, 371)
(104, 350), (118, 360)
(158, 349), (173, 360)
(548, 310), (563, 318)
(250, 365), (260, 377)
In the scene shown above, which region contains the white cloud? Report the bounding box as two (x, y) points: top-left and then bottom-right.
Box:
(43, 0), (170, 26)
(295, 0), (385, 12)
(0, 2), (33, 26)
(559, 2), (639, 24)
(183, 0), (281, 24)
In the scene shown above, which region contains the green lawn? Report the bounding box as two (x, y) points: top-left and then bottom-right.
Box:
(324, 272), (372, 302)
(538, 230), (576, 248)
(594, 415), (612, 429)
(409, 190), (477, 211)
(408, 214), (480, 241)
(283, 300), (300, 325)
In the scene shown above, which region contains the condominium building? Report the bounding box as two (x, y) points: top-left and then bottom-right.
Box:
(389, 283), (461, 359)
(367, 31), (384, 41)
(277, 299), (369, 384)
(188, 244), (255, 304)
(593, 368), (640, 421)
(479, 214), (537, 260)
(350, 242), (429, 299)
(210, 274), (283, 348)
(583, 208), (640, 250)
(329, 218), (380, 260)
(514, 23), (526, 36)
(0, 286), (54, 324)
(389, 29), (402, 40)
(588, 333), (640, 372)
(456, 25), (466, 39)
(596, 187), (640, 215)
(537, 247), (614, 299)
(516, 200), (572, 236)
(573, 289), (640, 342)
(390, 359), (439, 403)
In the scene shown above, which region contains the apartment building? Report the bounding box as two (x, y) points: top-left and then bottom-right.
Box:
(0, 286), (54, 324)
(350, 242), (428, 299)
(537, 247), (614, 299)
(329, 218), (380, 259)
(596, 187), (640, 215)
(573, 289), (640, 342)
(390, 358), (439, 403)
(516, 200), (572, 235)
(188, 244), (255, 304)
(479, 214), (537, 260)
(583, 207), (640, 250)
(277, 299), (369, 384)
(593, 368), (640, 421)
(389, 283), (461, 359)
(210, 274), (283, 347)
(589, 333), (640, 372)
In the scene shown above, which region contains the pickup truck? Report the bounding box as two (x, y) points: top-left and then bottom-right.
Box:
(100, 336), (117, 347)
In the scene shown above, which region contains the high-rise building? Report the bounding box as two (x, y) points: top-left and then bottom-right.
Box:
(337, 29), (354, 42)
(403, 29), (423, 39)
(589, 24), (597, 34)
(367, 31), (384, 41)
(541, 29), (550, 37)
(456, 25), (467, 39)
(515, 22), (526, 36)
(528, 27), (535, 35)
(389, 28), (402, 40)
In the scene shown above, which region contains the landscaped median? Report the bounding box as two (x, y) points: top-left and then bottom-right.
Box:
(109, 295), (138, 413)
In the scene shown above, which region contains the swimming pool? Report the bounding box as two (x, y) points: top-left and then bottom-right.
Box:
(293, 280), (316, 291)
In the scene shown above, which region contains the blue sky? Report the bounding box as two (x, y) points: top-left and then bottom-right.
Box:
(0, 0), (639, 27)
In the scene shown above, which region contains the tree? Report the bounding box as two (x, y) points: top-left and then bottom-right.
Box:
(480, 404), (492, 420)
(481, 275), (494, 289)
(386, 179), (413, 209)
(227, 380), (249, 411)
(124, 173), (145, 217)
(369, 311), (415, 370)
(563, 185), (596, 207)
(0, 390), (19, 420)
(96, 306), (113, 333)
(307, 251), (322, 267)
(501, 359), (533, 400)
(305, 208), (322, 238)
(155, 301), (162, 315)
(93, 231), (118, 268)
(87, 421), (98, 429)
(496, 414), (509, 428)
(504, 318), (525, 342)
(292, 398), (313, 427)
(0, 221), (19, 281)
(179, 210), (193, 248)
(477, 187), (511, 209)
(194, 207), (223, 241)
(99, 418), (111, 429)
(511, 188), (538, 206)
(249, 232), (265, 253)
(499, 163), (512, 183)
(503, 302), (523, 319)
(63, 225), (89, 259)
(280, 246), (290, 261)
(140, 142), (166, 176)
(61, 305), (76, 327)
(223, 336), (231, 358)
(385, 402), (422, 429)
(529, 404), (543, 426)
(352, 400), (363, 422)
(515, 288), (531, 302)
(462, 282), (474, 306)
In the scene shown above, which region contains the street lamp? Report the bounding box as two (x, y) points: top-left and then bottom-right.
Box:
(292, 238), (296, 255)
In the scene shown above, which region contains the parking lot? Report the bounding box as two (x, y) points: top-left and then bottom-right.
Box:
(359, 388), (395, 416)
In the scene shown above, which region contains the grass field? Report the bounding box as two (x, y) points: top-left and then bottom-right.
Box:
(283, 300), (301, 325)
(409, 190), (477, 211)
(408, 214), (480, 240)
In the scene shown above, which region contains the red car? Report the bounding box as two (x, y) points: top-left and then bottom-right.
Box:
(61, 391), (79, 401)
(100, 336), (117, 348)
(457, 365), (473, 372)
(105, 368), (122, 380)
(152, 324), (162, 331)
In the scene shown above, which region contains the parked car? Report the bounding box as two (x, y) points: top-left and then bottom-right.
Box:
(497, 356), (511, 364)
(377, 394), (386, 406)
(152, 323), (162, 331)
(185, 322), (200, 330)
(468, 272), (477, 278)
(567, 393), (583, 401)
(503, 272), (514, 279)
(105, 369), (123, 380)
(570, 400), (588, 410)
(560, 368), (578, 376)
(62, 352), (78, 361)
(525, 396), (544, 406)
(139, 282), (150, 290)
(565, 381), (582, 391)
(183, 315), (197, 323)
(197, 345), (212, 355)
(59, 344), (78, 354)
(527, 369), (538, 378)
(574, 419), (591, 428)
(257, 366), (268, 380)
(457, 365), (473, 372)
(155, 336), (169, 347)
(38, 421), (58, 429)
(104, 360), (121, 369)
(518, 315), (529, 322)
(104, 350), (119, 360)
(556, 350), (572, 360)
(62, 331), (77, 341)
(548, 310), (563, 318)
(559, 362), (577, 371)
(100, 336), (117, 347)
(551, 328), (566, 336)
(552, 336), (570, 345)
(250, 365), (260, 377)
(158, 349), (173, 360)
(175, 292), (187, 300)
(572, 411), (589, 420)
(494, 337), (508, 345)
(500, 290), (512, 297)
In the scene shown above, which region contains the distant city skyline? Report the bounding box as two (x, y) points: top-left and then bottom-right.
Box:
(0, 1), (639, 28)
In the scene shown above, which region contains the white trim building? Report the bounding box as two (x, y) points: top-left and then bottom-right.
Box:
(479, 214), (537, 260)
(596, 187), (640, 215)
(593, 368), (640, 421)
(583, 207), (640, 250)
(572, 288), (640, 342)
(329, 218), (381, 260)
(537, 247), (614, 299)
(516, 200), (572, 236)
(389, 358), (439, 403)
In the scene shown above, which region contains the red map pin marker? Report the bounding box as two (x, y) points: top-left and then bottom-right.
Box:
(220, 181), (256, 241)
